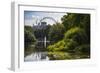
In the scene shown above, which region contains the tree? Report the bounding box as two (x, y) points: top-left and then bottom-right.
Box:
(74, 44), (90, 58)
(48, 22), (66, 44)
(61, 13), (90, 58)
(47, 40), (65, 51)
(24, 26), (33, 33)
(61, 13), (90, 38)
(64, 27), (88, 45)
(24, 29), (36, 49)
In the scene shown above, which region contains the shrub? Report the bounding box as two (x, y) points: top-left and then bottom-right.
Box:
(47, 40), (65, 51)
(64, 39), (78, 53)
(75, 44), (90, 55)
(48, 52), (72, 60)
(64, 27), (88, 45)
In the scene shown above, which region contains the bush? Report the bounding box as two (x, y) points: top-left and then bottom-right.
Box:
(75, 44), (90, 55)
(48, 52), (72, 60)
(64, 39), (78, 53)
(64, 27), (88, 45)
(47, 40), (65, 51)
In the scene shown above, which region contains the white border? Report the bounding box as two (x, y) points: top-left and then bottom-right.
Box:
(11, 2), (97, 71)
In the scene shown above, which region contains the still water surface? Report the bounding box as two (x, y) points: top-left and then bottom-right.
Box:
(24, 52), (49, 62)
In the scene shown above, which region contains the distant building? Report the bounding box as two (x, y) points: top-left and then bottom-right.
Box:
(40, 22), (47, 29)
(33, 21), (47, 30)
(41, 22), (47, 26)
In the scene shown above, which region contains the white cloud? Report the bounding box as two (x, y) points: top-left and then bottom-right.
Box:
(24, 12), (67, 26)
(24, 19), (34, 26)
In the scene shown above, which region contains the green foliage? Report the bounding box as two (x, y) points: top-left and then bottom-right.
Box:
(75, 44), (90, 56)
(61, 13), (74, 30)
(62, 13), (90, 43)
(25, 26), (33, 33)
(64, 27), (88, 45)
(47, 40), (65, 51)
(61, 13), (90, 35)
(24, 26), (37, 54)
(64, 39), (78, 53)
(64, 27), (82, 39)
(48, 52), (72, 60)
(48, 22), (66, 44)
(47, 13), (90, 59)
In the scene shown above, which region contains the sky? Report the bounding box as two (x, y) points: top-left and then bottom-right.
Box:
(24, 11), (67, 26)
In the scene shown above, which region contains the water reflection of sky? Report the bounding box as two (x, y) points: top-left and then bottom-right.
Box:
(24, 11), (67, 26)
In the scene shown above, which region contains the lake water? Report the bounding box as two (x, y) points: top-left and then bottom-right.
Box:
(24, 52), (49, 62)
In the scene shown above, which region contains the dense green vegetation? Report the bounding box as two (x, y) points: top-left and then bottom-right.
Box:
(47, 13), (90, 60)
(24, 26), (37, 56)
(48, 23), (66, 44)
(24, 13), (90, 60)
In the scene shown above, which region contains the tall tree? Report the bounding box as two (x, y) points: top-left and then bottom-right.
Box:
(61, 13), (90, 43)
(24, 26), (36, 49)
(48, 22), (66, 44)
